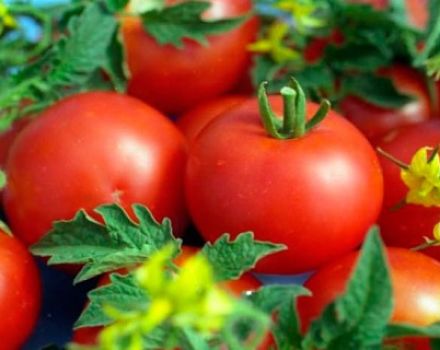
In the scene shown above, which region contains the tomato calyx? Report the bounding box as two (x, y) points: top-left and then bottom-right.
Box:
(258, 78), (330, 139)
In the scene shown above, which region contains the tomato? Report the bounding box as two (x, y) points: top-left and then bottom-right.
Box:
(176, 95), (248, 143)
(73, 245), (261, 346)
(340, 66), (432, 141)
(0, 231), (41, 349)
(376, 120), (440, 260)
(185, 95), (383, 274)
(121, 0), (259, 115)
(3, 92), (188, 246)
(0, 118), (30, 170)
(297, 247), (440, 349)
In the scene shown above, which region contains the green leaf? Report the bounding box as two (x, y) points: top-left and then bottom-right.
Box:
(179, 328), (211, 350)
(386, 322), (440, 339)
(106, 0), (129, 12)
(102, 27), (128, 92)
(141, 1), (246, 48)
(0, 1), (127, 131)
(0, 170), (6, 190)
(201, 232), (286, 281)
(325, 43), (391, 72)
(31, 203), (181, 284)
(302, 227), (393, 350)
(248, 284), (311, 350)
(75, 273), (147, 328)
(341, 74), (414, 108)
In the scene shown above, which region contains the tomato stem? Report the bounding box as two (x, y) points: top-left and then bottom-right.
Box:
(258, 79), (331, 139)
(376, 147), (410, 170)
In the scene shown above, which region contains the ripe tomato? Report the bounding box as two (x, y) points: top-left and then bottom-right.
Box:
(340, 66), (432, 141)
(176, 95), (248, 143)
(3, 92), (188, 246)
(185, 95), (383, 274)
(73, 245), (261, 346)
(376, 120), (440, 260)
(0, 118), (30, 170)
(0, 231), (41, 349)
(122, 0), (259, 115)
(297, 247), (440, 349)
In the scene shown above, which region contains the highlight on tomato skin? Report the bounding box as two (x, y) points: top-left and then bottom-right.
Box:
(0, 231), (41, 350)
(185, 93), (384, 275)
(376, 120), (440, 261)
(297, 247), (440, 349)
(122, 0), (260, 115)
(176, 95), (249, 143)
(3, 91), (189, 247)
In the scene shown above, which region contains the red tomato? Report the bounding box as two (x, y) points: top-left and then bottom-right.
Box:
(376, 120), (440, 260)
(185, 96), (383, 274)
(3, 92), (188, 246)
(73, 245), (261, 346)
(0, 118), (30, 169)
(297, 247), (440, 349)
(122, 0), (259, 115)
(340, 66), (432, 141)
(176, 95), (248, 143)
(0, 231), (41, 349)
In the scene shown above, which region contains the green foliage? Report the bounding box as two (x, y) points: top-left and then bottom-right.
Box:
(252, 0), (419, 108)
(302, 227), (393, 350)
(31, 204), (181, 284)
(141, 1), (246, 48)
(201, 232), (286, 281)
(0, 1), (126, 131)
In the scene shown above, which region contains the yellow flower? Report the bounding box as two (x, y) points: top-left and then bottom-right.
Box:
(401, 147), (440, 207)
(0, 2), (17, 32)
(248, 21), (300, 63)
(275, 0), (327, 33)
(433, 222), (440, 242)
(99, 245), (234, 350)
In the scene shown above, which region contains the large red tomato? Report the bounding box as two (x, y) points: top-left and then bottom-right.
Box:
(185, 94), (383, 274)
(73, 245), (261, 346)
(176, 95), (248, 143)
(3, 92), (188, 246)
(0, 231), (41, 349)
(122, 0), (259, 115)
(376, 120), (440, 260)
(297, 247), (440, 349)
(340, 66), (432, 141)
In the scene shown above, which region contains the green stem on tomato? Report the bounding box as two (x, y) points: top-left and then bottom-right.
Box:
(258, 78), (331, 140)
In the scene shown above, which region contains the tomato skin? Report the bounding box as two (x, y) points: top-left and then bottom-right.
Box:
(122, 0), (259, 115)
(3, 92), (188, 246)
(185, 96), (383, 274)
(297, 247), (440, 349)
(73, 245), (261, 346)
(0, 232), (41, 350)
(376, 120), (440, 260)
(176, 95), (248, 143)
(0, 118), (30, 169)
(340, 66), (432, 141)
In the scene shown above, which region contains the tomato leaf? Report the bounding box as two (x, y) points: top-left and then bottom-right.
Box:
(75, 273), (147, 328)
(386, 322), (440, 340)
(141, 1), (246, 48)
(106, 0), (129, 12)
(248, 284), (310, 350)
(0, 1), (127, 131)
(31, 203), (182, 284)
(302, 227), (393, 349)
(341, 74), (414, 108)
(201, 232), (286, 281)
